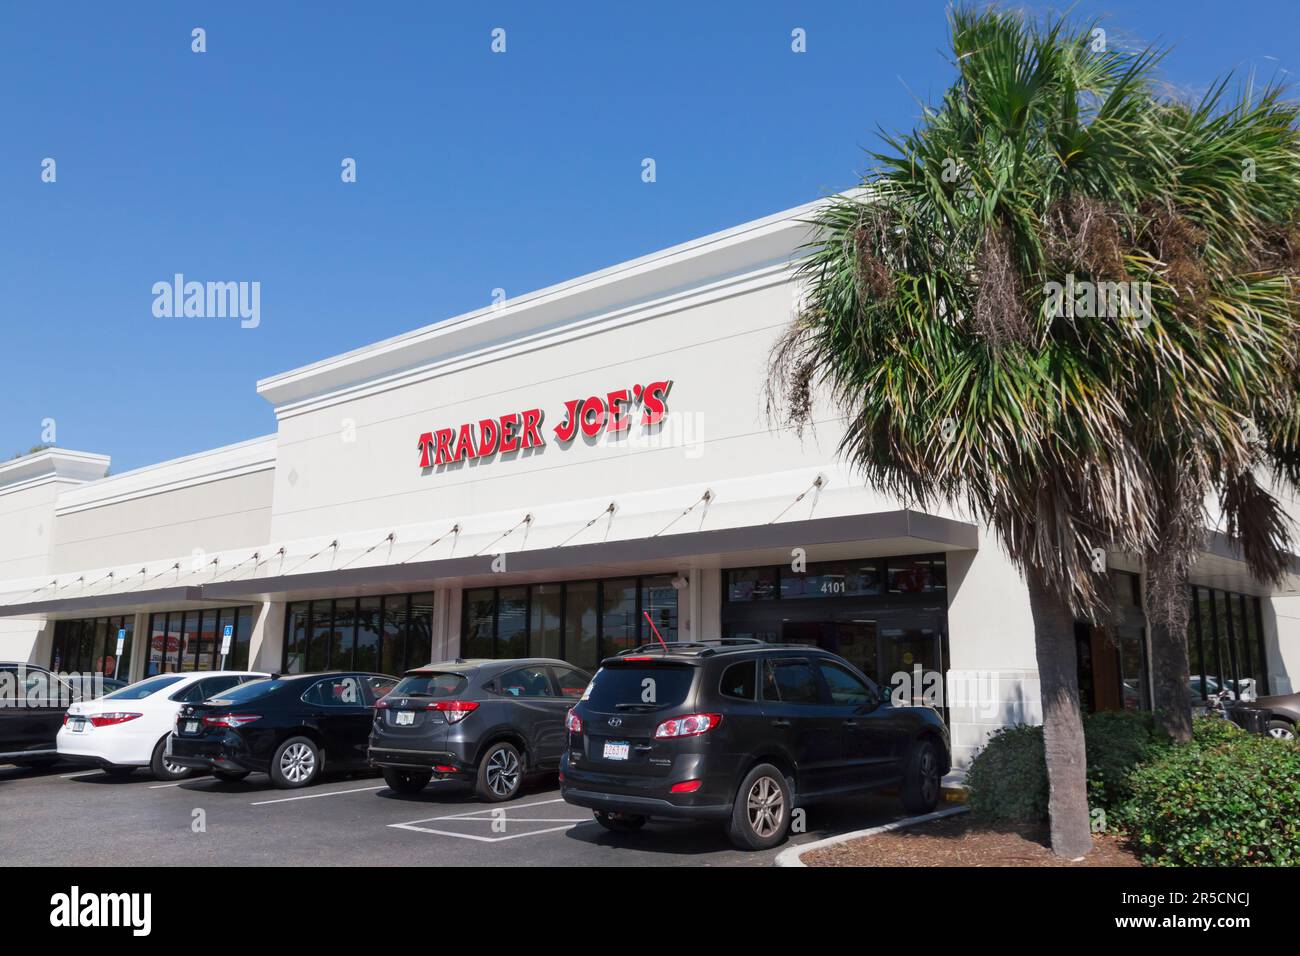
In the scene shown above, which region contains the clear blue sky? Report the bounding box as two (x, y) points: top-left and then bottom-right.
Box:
(3, 1), (1297, 473)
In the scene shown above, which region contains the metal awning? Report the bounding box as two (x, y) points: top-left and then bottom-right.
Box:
(0, 586), (226, 621)
(0, 510), (979, 616)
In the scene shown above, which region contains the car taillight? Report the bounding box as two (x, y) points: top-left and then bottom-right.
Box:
(654, 713), (721, 739)
(202, 713), (260, 728)
(374, 699), (390, 709)
(88, 713), (142, 727)
(565, 709), (583, 734)
(432, 700), (478, 724)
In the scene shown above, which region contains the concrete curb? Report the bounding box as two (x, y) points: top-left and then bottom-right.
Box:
(774, 804), (970, 868)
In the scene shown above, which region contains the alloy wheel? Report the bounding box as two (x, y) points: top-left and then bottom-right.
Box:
(919, 747), (940, 804)
(1269, 725), (1296, 740)
(280, 742), (316, 784)
(486, 748), (520, 797)
(746, 775), (785, 838)
(162, 757), (188, 777)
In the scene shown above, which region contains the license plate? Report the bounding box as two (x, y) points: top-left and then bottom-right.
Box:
(69, 718), (86, 734)
(395, 711), (414, 726)
(602, 740), (630, 761)
(184, 721), (199, 734)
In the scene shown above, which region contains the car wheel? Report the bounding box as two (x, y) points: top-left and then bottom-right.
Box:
(383, 767), (432, 794)
(103, 766), (137, 779)
(726, 763), (792, 851)
(270, 736), (320, 789)
(1268, 719), (1296, 740)
(593, 810), (647, 833)
(475, 742), (523, 802)
(150, 737), (194, 782)
(212, 769), (250, 782)
(900, 738), (942, 814)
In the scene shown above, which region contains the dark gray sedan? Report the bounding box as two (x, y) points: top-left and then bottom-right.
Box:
(368, 658), (592, 801)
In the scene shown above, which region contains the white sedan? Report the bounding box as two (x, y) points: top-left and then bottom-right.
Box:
(58, 671), (268, 780)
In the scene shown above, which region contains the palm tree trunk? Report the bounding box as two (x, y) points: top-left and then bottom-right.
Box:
(1026, 568), (1093, 859)
(1143, 549), (1194, 743)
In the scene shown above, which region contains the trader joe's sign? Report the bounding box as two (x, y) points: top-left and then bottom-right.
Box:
(417, 379), (671, 469)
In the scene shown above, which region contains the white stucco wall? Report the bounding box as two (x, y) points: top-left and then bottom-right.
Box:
(50, 437), (276, 574)
(0, 450), (109, 661)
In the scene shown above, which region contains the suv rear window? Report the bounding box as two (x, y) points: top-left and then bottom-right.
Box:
(585, 663), (695, 710)
(392, 673), (469, 698)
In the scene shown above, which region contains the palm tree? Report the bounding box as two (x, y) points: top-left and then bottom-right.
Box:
(768, 7), (1300, 855)
(1125, 86), (1300, 740)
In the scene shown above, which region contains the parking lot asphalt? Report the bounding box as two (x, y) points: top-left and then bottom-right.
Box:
(0, 760), (907, 867)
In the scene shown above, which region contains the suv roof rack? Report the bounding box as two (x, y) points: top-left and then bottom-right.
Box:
(612, 638), (814, 658)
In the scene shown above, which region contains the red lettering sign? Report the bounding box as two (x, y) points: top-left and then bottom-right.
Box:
(419, 380), (671, 469)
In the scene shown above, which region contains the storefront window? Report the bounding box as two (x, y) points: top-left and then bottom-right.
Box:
(529, 584), (562, 659)
(332, 600), (357, 670)
(463, 589), (494, 658)
(409, 593), (435, 669)
(1188, 586), (1267, 701)
(641, 575), (679, 643)
(886, 556), (947, 594)
(355, 597), (382, 672)
(164, 613), (182, 673)
(285, 604), (309, 674)
(458, 576), (677, 669)
(381, 596), (408, 675)
(781, 560), (882, 600)
(496, 587), (528, 659)
(51, 615), (135, 676)
(179, 611), (199, 672)
(727, 568), (777, 602)
(565, 581), (599, 669)
(601, 580), (638, 656)
(308, 601), (333, 671)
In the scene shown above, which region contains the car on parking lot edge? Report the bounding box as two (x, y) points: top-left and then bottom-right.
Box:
(559, 639), (950, 850)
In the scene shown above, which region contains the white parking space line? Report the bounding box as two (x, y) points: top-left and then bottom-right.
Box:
(390, 822), (578, 843)
(149, 781), (188, 789)
(400, 796), (569, 823)
(388, 796), (590, 843)
(251, 784), (387, 806)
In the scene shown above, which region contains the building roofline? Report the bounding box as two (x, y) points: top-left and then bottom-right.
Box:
(0, 448), (111, 495)
(254, 195), (836, 410)
(53, 434), (277, 516)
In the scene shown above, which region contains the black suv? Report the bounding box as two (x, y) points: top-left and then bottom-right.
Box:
(369, 658), (591, 801)
(560, 640), (950, 850)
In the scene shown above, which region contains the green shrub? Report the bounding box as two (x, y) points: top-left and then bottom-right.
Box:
(1122, 717), (1300, 866)
(966, 724), (1048, 822)
(1081, 710), (1170, 811)
(967, 710), (1169, 823)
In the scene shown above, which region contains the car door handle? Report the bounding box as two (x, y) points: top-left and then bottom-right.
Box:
(771, 719), (792, 728)
(842, 720), (859, 728)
